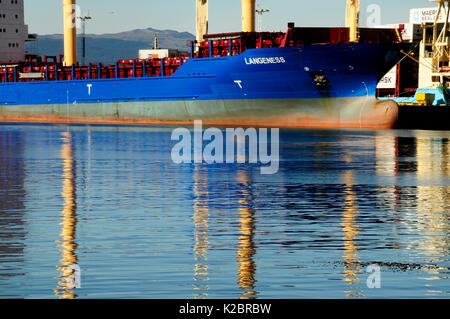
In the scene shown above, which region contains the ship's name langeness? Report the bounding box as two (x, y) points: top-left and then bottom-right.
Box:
(244, 57), (286, 65)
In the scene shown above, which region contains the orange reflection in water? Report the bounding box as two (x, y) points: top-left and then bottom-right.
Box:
(341, 170), (364, 298)
(236, 169), (258, 299)
(192, 165), (210, 298)
(54, 131), (79, 299)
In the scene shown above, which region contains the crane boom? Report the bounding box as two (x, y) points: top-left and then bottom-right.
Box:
(418, 0), (450, 88)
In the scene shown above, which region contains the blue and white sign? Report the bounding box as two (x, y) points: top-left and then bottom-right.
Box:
(410, 7), (450, 24)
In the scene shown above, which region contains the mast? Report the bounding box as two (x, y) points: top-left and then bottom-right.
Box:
(196, 0), (209, 43)
(346, 0), (360, 43)
(242, 0), (256, 32)
(63, 0), (78, 66)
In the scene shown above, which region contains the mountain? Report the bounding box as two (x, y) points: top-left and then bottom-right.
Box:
(26, 27), (195, 65)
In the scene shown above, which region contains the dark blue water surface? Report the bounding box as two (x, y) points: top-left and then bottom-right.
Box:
(0, 123), (449, 299)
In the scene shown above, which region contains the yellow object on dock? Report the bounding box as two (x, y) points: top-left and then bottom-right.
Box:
(398, 103), (447, 107)
(415, 93), (436, 106)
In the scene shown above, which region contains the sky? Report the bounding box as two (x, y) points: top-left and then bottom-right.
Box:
(24, 0), (432, 35)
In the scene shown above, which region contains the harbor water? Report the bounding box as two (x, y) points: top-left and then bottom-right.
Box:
(0, 123), (449, 299)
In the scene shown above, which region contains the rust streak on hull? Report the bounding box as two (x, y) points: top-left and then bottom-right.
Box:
(0, 98), (399, 129)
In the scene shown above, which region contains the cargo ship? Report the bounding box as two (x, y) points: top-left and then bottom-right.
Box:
(0, 0), (410, 129)
(376, 0), (450, 130)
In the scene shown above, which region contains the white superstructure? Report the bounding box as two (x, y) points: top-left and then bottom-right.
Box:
(0, 0), (29, 62)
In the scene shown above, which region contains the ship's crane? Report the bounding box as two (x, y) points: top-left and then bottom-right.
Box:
(430, 0), (450, 79)
(196, 0), (257, 45)
(419, 0), (450, 88)
(195, 1), (360, 42)
(346, 0), (360, 43)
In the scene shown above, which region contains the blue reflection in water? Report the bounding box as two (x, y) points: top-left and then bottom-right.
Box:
(0, 124), (449, 299)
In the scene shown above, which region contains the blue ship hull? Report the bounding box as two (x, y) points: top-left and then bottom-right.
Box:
(0, 43), (406, 128)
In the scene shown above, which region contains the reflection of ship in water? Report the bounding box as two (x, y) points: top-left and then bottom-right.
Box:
(236, 169), (258, 299)
(374, 134), (405, 224)
(54, 131), (79, 299)
(375, 132), (450, 289)
(375, 134), (399, 177)
(0, 130), (26, 294)
(341, 170), (364, 298)
(192, 165), (210, 298)
(414, 137), (450, 268)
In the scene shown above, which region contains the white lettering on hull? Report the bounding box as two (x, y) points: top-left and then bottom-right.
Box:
(244, 57), (286, 65)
